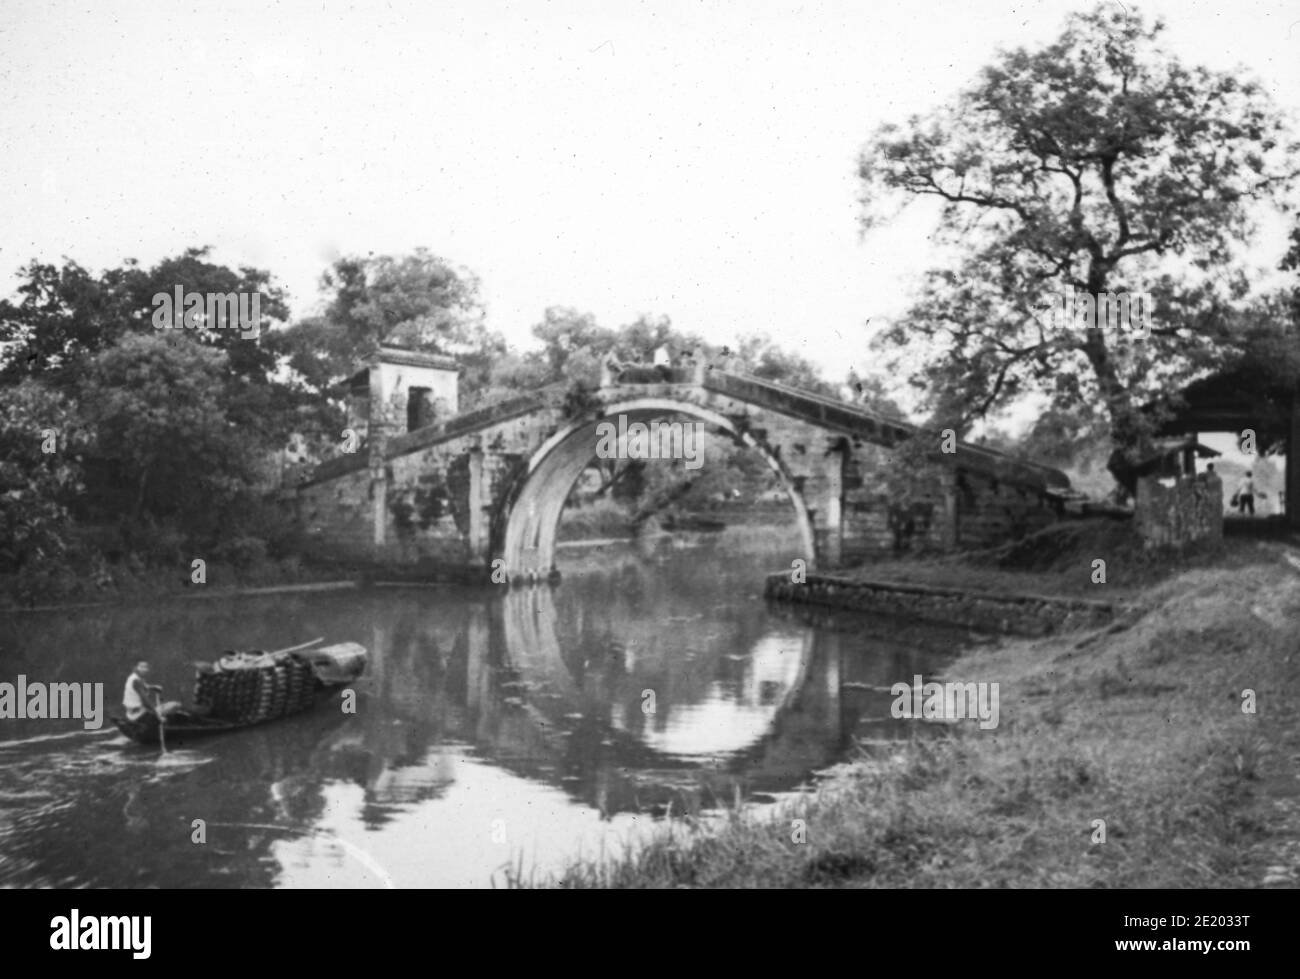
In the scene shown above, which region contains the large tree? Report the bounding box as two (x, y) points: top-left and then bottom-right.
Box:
(858, 4), (1297, 489)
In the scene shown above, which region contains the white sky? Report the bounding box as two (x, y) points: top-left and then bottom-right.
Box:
(2, 0), (1297, 391)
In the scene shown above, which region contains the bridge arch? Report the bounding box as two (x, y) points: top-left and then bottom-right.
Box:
(494, 397), (817, 581)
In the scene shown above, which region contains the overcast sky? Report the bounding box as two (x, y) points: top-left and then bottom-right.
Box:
(2, 0), (1297, 390)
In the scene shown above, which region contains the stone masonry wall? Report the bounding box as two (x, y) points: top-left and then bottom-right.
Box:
(840, 460), (1059, 564)
(956, 470), (1058, 550)
(766, 573), (1124, 636)
(1134, 474), (1223, 549)
(296, 398), (558, 567)
(296, 465), (373, 562)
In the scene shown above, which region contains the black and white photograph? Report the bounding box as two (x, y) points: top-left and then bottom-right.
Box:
(0, 0), (1296, 938)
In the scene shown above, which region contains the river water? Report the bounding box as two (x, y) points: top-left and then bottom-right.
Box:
(0, 530), (975, 887)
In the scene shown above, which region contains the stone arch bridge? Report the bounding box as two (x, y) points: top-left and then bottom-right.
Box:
(295, 367), (1069, 582)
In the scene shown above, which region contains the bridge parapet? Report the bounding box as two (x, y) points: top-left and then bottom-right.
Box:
(298, 389), (558, 490)
(702, 370), (1068, 492)
(601, 362), (706, 386)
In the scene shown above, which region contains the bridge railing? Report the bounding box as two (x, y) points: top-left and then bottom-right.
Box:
(703, 369), (1070, 490)
(603, 363), (705, 386)
(297, 389), (562, 489)
(704, 370), (916, 442)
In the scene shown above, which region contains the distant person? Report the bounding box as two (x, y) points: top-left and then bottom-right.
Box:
(679, 347), (706, 382)
(651, 344), (673, 381)
(846, 368), (864, 404)
(1236, 471), (1256, 516)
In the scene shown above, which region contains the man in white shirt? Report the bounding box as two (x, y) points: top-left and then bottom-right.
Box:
(1236, 472), (1256, 516)
(122, 661), (164, 721)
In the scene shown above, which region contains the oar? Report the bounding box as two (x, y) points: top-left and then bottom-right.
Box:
(266, 637), (325, 656)
(154, 688), (168, 754)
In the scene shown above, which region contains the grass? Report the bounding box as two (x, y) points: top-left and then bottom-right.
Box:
(525, 530), (1300, 888)
(557, 497), (637, 541)
(843, 520), (1265, 599)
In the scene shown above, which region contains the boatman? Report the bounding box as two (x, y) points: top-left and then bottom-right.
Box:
(122, 661), (179, 721)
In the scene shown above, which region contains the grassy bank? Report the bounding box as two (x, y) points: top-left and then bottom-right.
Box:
(844, 519), (1271, 599)
(537, 531), (1300, 888)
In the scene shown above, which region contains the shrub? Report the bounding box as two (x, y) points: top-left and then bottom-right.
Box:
(211, 535), (268, 569)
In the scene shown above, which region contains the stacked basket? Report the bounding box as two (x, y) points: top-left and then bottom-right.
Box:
(193, 651), (318, 723)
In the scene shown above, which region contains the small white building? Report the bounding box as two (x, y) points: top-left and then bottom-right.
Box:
(347, 345), (461, 439)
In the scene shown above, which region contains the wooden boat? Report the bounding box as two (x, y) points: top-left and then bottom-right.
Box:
(113, 708), (253, 745)
(112, 641), (366, 746)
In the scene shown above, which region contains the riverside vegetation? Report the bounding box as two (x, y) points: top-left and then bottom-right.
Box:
(526, 524), (1300, 888)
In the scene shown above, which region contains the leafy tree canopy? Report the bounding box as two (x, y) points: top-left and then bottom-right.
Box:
(274, 248), (506, 423)
(858, 3), (1297, 489)
(77, 333), (263, 541)
(0, 380), (84, 572)
(0, 246), (288, 388)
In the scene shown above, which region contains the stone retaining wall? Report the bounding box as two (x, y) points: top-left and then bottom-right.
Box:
(765, 572), (1126, 636)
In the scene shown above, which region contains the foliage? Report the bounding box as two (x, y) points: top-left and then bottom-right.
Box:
(859, 3), (1297, 489)
(210, 535), (269, 569)
(730, 333), (839, 398)
(76, 333), (266, 544)
(274, 248), (505, 405)
(0, 246), (289, 388)
(0, 380), (84, 572)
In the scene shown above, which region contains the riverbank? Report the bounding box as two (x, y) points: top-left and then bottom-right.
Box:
(842, 519), (1254, 598)
(0, 555), (360, 613)
(540, 533), (1300, 888)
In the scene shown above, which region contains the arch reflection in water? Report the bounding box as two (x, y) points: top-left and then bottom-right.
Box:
(484, 586), (823, 815)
